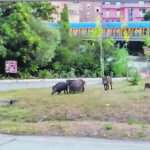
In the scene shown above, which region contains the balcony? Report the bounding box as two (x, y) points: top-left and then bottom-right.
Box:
(102, 5), (121, 9)
(103, 15), (120, 18)
(135, 13), (144, 18)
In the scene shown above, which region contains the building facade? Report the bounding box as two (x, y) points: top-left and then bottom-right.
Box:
(79, 2), (102, 22)
(51, 1), (150, 23)
(51, 2), (80, 22)
(102, 1), (150, 22)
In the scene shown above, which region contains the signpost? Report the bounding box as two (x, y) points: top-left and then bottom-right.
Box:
(5, 61), (17, 73)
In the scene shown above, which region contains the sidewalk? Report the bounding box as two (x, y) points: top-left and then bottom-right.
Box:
(1, 134), (150, 150)
(0, 78), (126, 83)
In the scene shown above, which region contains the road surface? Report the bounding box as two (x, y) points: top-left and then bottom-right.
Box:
(0, 78), (126, 91)
(0, 134), (150, 150)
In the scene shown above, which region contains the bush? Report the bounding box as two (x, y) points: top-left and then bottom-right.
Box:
(67, 67), (76, 78)
(83, 69), (97, 77)
(128, 72), (141, 85)
(18, 71), (32, 79)
(38, 70), (51, 79)
(105, 124), (113, 130)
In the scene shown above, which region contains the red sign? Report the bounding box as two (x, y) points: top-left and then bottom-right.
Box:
(5, 61), (17, 73)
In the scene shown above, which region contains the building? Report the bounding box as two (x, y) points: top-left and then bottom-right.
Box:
(51, 2), (80, 22)
(79, 2), (102, 22)
(51, 1), (150, 23)
(102, 1), (150, 22)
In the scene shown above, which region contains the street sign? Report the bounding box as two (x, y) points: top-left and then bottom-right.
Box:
(5, 61), (17, 73)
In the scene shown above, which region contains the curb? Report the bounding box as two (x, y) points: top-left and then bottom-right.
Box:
(0, 78), (126, 83)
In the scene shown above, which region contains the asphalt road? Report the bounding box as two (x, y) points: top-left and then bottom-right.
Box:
(0, 134), (150, 150)
(0, 78), (126, 91)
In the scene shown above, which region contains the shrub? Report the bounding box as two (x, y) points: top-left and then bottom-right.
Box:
(67, 67), (76, 78)
(83, 69), (97, 77)
(18, 71), (32, 79)
(83, 69), (92, 77)
(38, 70), (51, 79)
(105, 124), (113, 130)
(128, 72), (141, 85)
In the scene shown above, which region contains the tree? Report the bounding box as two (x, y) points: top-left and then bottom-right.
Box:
(112, 48), (128, 77)
(0, 2), (56, 21)
(29, 17), (61, 67)
(59, 4), (70, 45)
(91, 17), (104, 77)
(144, 10), (150, 21)
(28, 2), (56, 21)
(0, 2), (60, 75)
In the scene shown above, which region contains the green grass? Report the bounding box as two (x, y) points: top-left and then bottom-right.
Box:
(0, 78), (150, 140)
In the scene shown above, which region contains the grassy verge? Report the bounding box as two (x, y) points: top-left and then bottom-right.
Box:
(0, 78), (150, 140)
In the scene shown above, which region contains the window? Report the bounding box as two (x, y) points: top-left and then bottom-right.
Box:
(105, 2), (110, 5)
(140, 8), (146, 15)
(116, 2), (121, 5)
(128, 8), (133, 21)
(87, 4), (91, 9)
(106, 11), (110, 17)
(117, 9), (120, 17)
(96, 9), (100, 12)
(86, 12), (90, 17)
(69, 10), (76, 14)
(139, 1), (144, 4)
(95, 7), (100, 13)
(79, 5), (82, 11)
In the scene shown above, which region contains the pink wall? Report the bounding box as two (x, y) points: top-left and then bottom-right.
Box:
(51, 2), (150, 22)
(102, 3), (150, 22)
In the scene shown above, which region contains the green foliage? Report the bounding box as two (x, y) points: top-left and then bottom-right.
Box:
(122, 28), (130, 43)
(112, 48), (128, 77)
(59, 67), (76, 78)
(105, 124), (113, 130)
(128, 72), (141, 85)
(29, 17), (61, 67)
(144, 10), (150, 21)
(127, 118), (146, 126)
(143, 35), (150, 48)
(60, 4), (70, 45)
(0, 2), (60, 75)
(83, 69), (97, 77)
(18, 70), (32, 79)
(28, 2), (56, 21)
(67, 67), (76, 78)
(91, 17), (103, 40)
(38, 70), (51, 79)
(103, 38), (115, 57)
(0, 45), (7, 57)
(137, 132), (146, 138)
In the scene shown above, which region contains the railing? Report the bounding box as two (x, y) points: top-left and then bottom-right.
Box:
(70, 27), (150, 41)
